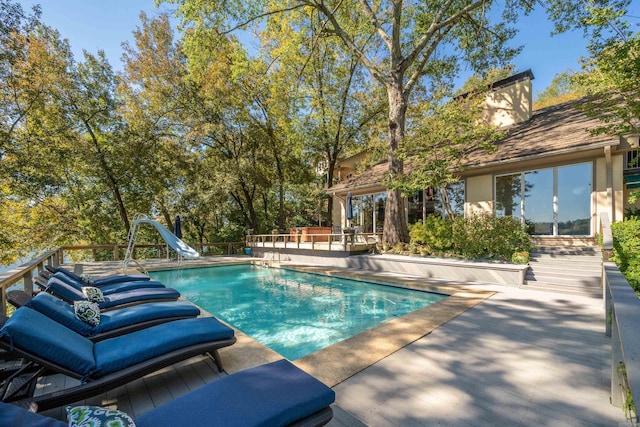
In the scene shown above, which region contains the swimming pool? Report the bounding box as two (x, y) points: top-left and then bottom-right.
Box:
(151, 265), (447, 360)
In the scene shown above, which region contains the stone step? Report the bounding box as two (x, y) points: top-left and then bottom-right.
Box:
(532, 246), (601, 256)
(525, 273), (601, 287)
(524, 245), (602, 297)
(527, 264), (601, 276)
(522, 281), (602, 298)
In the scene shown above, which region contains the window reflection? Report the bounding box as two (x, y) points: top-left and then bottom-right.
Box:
(495, 163), (592, 236)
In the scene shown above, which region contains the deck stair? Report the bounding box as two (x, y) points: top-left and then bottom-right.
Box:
(524, 246), (602, 297)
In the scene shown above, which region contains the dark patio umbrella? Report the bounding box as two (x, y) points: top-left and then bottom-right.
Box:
(174, 215), (182, 239)
(346, 193), (353, 221)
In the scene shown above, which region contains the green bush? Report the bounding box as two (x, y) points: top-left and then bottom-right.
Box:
(409, 216), (454, 255)
(611, 218), (640, 292)
(409, 213), (531, 262)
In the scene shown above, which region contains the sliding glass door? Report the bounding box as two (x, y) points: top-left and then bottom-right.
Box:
(495, 162), (592, 236)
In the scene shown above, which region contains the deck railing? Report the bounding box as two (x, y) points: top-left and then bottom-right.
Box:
(246, 232), (381, 251)
(601, 213), (640, 421)
(0, 241), (244, 315)
(0, 248), (64, 315)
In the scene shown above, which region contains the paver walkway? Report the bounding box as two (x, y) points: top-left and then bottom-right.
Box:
(331, 286), (623, 426)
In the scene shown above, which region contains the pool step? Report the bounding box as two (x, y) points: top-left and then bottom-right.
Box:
(524, 246), (602, 297)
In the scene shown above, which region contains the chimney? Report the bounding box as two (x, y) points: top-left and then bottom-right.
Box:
(483, 69), (534, 128)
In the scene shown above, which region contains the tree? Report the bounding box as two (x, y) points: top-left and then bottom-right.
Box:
(261, 13), (386, 226)
(394, 73), (505, 219)
(574, 36), (640, 137)
(162, 0), (623, 244)
(534, 70), (586, 109)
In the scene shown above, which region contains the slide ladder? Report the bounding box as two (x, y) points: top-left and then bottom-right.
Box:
(263, 251), (281, 268)
(123, 215), (200, 274)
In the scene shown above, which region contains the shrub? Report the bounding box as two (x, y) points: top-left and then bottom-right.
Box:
(611, 218), (640, 292)
(408, 213), (531, 262)
(408, 216), (454, 255)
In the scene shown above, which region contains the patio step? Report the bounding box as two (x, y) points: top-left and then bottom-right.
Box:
(524, 246), (602, 297)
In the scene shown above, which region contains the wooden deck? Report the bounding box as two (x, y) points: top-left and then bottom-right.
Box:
(22, 258), (625, 426)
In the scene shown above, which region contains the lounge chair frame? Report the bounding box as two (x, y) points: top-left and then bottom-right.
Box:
(0, 335), (236, 411)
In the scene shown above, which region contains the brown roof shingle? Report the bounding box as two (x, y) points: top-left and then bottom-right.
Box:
(329, 98), (618, 194)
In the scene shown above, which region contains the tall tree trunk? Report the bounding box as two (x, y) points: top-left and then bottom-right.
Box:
(383, 82), (409, 245)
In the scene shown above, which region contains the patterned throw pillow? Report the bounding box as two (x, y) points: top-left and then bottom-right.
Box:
(81, 286), (105, 303)
(67, 405), (136, 427)
(80, 274), (95, 285)
(73, 301), (101, 327)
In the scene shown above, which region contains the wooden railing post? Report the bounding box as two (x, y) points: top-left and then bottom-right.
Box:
(23, 272), (33, 296)
(113, 245), (119, 261)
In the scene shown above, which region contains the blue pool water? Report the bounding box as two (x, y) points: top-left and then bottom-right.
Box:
(151, 265), (447, 360)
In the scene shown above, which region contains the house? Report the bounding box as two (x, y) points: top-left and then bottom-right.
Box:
(328, 70), (640, 244)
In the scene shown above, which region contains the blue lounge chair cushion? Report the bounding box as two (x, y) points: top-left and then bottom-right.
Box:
(56, 266), (151, 286)
(99, 287), (180, 309)
(28, 292), (94, 336)
(0, 308), (95, 376)
(54, 272), (165, 294)
(0, 402), (66, 427)
(0, 359), (334, 427)
(135, 359), (336, 427)
(93, 317), (235, 376)
(27, 292), (201, 336)
(97, 301), (200, 332)
(45, 277), (180, 309)
(46, 277), (86, 302)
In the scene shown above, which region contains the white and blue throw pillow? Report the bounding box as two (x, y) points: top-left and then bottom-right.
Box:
(79, 274), (95, 285)
(67, 405), (136, 427)
(73, 301), (101, 327)
(81, 286), (105, 303)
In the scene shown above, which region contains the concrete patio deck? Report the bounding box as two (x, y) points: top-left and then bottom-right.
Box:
(37, 257), (623, 426)
(331, 285), (622, 426)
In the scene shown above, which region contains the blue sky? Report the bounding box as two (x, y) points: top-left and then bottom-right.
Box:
(15, 0), (640, 98)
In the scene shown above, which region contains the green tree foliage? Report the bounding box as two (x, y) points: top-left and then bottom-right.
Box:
(161, 0), (628, 245)
(574, 36), (640, 137)
(534, 70), (587, 109)
(261, 11), (386, 226)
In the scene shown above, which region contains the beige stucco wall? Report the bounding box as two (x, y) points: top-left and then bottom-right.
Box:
(594, 154), (625, 226)
(465, 175), (494, 216)
(484, 78), (532, 127)
(332, 196), (345, 227)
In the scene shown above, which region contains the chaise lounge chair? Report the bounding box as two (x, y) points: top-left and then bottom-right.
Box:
(43, 276), (181, 310)
(50, 271), (166, 294)
(0, 307), (236, 411)
(46, 265), (151, 286)
(20, 291), (201, 341)
(0, 359), (335, 426)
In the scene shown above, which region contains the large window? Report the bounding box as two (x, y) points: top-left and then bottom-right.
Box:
(495, 163), (592, 236)
(351, 193), (386, 232)
(349, 182), (464, 231)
